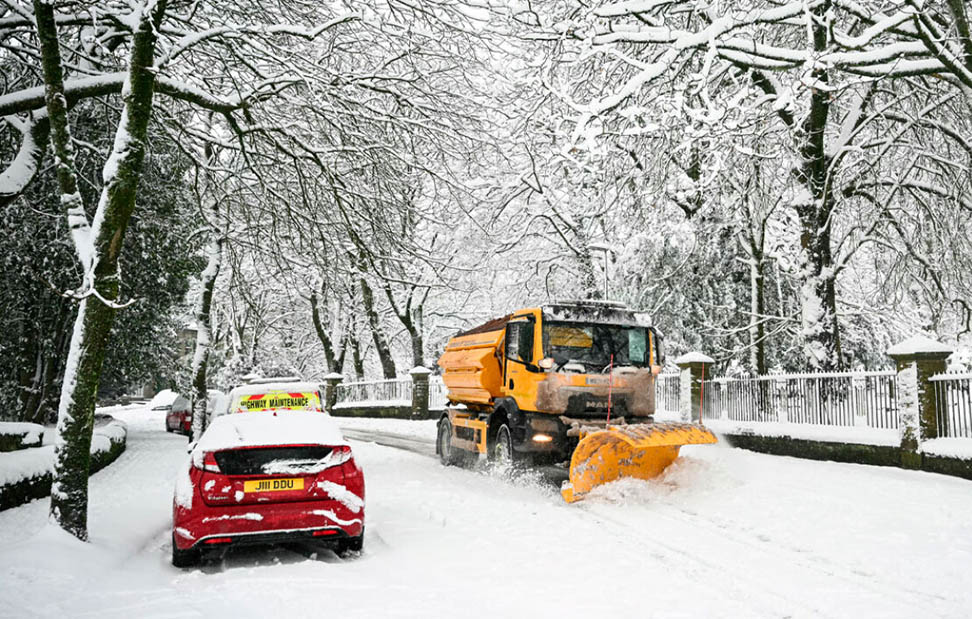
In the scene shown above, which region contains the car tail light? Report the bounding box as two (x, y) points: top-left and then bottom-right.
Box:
(340, 450), (364, 497)
(193, 451), (221, 473)
(312, 529), (338, 537)
(204, 537), (233, 545)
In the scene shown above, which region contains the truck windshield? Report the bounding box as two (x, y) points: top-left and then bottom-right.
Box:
(542, 322), (652, 369)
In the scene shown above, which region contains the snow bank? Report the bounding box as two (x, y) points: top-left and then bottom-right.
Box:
(0, 419), (128, 496)
(336, 417), (437, 441)
(705, 419), (901, 446)
(921, 438), (972, 460)
(0, 421), (44, 450)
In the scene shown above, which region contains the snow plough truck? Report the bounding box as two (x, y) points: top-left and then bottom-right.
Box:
(435, 301), (717, 502)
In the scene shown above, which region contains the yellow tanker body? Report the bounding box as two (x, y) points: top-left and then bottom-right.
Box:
(435, 300), (716, 502)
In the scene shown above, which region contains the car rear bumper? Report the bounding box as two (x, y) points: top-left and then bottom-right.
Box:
(173, 500), (363, 551)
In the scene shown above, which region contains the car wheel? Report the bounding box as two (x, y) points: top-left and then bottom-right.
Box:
(437, 418), (473, 467)
(171, 534), (200, 568)
(336, 528), (364, 556)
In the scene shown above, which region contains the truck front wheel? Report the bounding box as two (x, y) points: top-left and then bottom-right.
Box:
(437, 418), (474, 467)
(490, 424), (515, 468)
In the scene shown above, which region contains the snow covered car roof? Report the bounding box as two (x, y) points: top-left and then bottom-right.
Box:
(149, 389), (181, 410)
(193, 410), (347, 455)
(229, 381), (321, 396)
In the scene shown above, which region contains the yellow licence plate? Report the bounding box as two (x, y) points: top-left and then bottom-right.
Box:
(243, 478), (304, 493)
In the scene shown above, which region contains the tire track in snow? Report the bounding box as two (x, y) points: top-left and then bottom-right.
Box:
(641, 499), (951, 612)
(575, 502), (831, 617)
(347, 427), (950, 618)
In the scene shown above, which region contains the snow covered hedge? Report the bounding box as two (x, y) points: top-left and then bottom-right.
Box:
(0, 416), (127, 511)
(0, 422), (45, 452)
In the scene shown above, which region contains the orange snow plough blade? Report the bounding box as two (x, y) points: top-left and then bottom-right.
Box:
(561, 422), (717, 503)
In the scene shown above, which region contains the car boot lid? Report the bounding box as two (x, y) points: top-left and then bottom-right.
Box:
(193, 410), (348, 456)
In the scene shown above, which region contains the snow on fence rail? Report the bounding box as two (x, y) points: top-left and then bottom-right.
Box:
(335, 376), (448, 410)
(931, 373), (972, 439)
(335, 378), (411, 407)
(701, 371), (899, 430)
(428, 377), (448, 411)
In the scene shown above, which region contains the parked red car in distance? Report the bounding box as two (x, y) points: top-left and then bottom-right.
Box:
(163, 394), (192, 435)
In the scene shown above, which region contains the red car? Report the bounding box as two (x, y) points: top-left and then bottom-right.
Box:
(163, 395), (192, 435)
(172, 410), (365, 566)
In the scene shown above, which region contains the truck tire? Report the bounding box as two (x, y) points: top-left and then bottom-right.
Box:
(437, 418), (473, 467)
(490, 424), (515, 468)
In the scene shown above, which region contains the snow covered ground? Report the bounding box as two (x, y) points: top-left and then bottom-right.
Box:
(1, 406), (971, 618)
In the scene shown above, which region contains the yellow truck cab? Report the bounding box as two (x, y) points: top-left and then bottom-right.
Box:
(436, 300), (665, 465)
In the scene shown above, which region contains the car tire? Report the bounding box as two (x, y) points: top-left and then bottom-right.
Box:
(437, 418), (474, 467)
(337, 529), (364, 556)
(171, 534), (200, 568)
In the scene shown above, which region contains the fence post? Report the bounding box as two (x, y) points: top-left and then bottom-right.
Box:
(675, 352), (714, 423)
(322, 373), (343, 415)
(887, 336), (953, 467)
(410, 366), (432, 420)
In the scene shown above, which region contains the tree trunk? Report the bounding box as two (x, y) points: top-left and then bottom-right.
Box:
(791, 0), (842, 372)
(44, 0), (168, 540)
(189, 138), (223, 441)
(190, 222), (223, 440)
(350, 332), (365, 380)
(410, 305), (424, 368)
(749, 254), (767, 375)
(310, 290), (339, 372)
(359, 272), (396, 378)
(380, 280), (425, 368)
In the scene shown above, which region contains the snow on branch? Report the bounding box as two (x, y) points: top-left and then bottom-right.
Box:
(0, 73), (249, 117)
(156, 14), (359, 68)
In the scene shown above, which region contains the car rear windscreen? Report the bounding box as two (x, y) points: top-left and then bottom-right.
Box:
(214, 446), (334, 475)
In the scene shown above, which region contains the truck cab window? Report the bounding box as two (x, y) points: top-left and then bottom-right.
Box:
(506, 322), (534, 363)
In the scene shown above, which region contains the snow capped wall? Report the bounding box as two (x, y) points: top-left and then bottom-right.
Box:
(0, 418), (127, 511)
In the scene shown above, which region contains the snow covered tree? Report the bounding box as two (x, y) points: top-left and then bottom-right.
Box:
(527, 0), (972, 370)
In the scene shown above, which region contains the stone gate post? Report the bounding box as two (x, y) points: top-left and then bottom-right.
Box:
(323, 373), (344, 415)
(409, 366), (432, 420)
(675, 352), (714, 423)
(887, 336), (953, 468)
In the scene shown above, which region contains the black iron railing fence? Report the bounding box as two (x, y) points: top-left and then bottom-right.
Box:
(333, 370), (972, 440)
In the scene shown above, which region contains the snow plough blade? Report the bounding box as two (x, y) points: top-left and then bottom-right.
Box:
(561, 423), (717, 503)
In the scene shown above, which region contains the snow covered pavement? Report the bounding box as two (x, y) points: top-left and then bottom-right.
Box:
(1, 408), (971, 618)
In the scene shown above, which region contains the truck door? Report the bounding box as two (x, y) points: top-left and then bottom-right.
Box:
(503, 319), (536, 404)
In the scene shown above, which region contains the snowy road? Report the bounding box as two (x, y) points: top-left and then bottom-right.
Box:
(1, 407), (971, 618)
